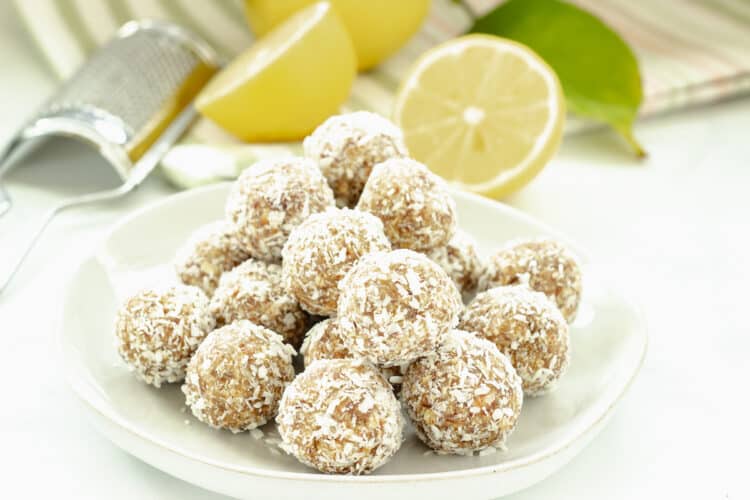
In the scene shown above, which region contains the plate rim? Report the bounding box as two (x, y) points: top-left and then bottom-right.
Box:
(60, 183), (648, 484)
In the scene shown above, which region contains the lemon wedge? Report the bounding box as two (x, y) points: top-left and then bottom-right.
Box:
(196, 2), (356, 142)
(393, 35), (565, 198)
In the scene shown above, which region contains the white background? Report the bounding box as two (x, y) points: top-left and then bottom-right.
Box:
(0, 2), (746, 499)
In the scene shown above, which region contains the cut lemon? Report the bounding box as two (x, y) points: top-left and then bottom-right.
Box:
(393, 35), (565, 198)
(196, 2), (356, 142)
(244, 0), (430, 70)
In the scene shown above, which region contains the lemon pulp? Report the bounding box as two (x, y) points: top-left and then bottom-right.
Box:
(394, 34), (565, 198)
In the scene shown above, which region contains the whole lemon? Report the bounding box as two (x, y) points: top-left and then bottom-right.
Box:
(244, 0), (431, 70)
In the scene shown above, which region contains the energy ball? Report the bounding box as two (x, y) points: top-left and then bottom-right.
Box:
(304, 111), (408, 207)
(460, 286), (570, 396)
(115, 285), (214, 388)
(427, 229), (484, 299)
(225, 157), (335, 262)
(337, 249), (462, 366)
(299, 318), (350, 368)
(357, 158), (457, 251)
(210, 259), (308, 348)
(402, 330), (523, 454)
(480, 238), (582, 322)
(174, 221), (249, 296)
(300, 318), (403, 388)
(282, 208), (391, 316)
(182, 320), (296, 432)
(277, 358), (404, 474)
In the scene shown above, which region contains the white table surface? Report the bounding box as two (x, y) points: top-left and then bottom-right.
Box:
(0, 3), (746, 499)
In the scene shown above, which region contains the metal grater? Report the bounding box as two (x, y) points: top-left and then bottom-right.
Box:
(0, 19), (220, 294)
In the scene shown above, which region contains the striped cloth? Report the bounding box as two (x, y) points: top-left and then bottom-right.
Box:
(13, 0), (750, 181)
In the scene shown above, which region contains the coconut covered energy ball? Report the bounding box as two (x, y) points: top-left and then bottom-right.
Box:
(479, 238), (582, 322)
(337, 249), (462, 366)
(402, 330), (523, 454)
(210, 259), (308, 348)
(277, 358), (404, 474)
(174, 221), (249, 296)
(300, 318), (404, 388)
(225, 157), (335, 262)
(427, 229), (484, 298)
(303, 111), (408, 207)
(460, 286), (570, 396)
(357, 158), (457, 252)
(115, 285), (214, 387)
(182, 320), (296, 432)
(282, 208), (391, 316)
(300, 318), (351, 367)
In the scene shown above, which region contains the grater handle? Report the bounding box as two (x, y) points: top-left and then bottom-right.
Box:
(0, 182), (137, 296)
(0, 104), (200, 297)
(0, 136), (25, 219)
(0, 185), (10, 217)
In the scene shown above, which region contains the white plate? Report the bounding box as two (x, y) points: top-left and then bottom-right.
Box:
(60, 184), (647, 500)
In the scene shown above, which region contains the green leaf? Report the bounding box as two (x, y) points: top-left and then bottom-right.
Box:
(470, 0), (645, 157)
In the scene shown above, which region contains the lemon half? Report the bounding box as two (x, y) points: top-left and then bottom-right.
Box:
(244, 0), (430, 70)
(196, 2), (356, 142)
(394, 35), (565, 198)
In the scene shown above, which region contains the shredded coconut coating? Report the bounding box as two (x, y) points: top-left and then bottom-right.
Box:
(300, 318), (351, 367)
(174, 221), (250, 296)
(357, 158), (457, 252)
(303, 111), (408, 208)
(427, 229), (484, 299)
(225, 157), (335, 262)
(182, 320), (296, 433)
(460, 286), (570, 396)
(282, 208), (391, 316)
(276, 359), (404, 474)
(402, 330), (523, 454)
(210, 259), (309, 348)
(300, 318), (403, 389)
(337, 249), (462, 366)
(115, 285), (214, 388)
(479, 238), (582, 323)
